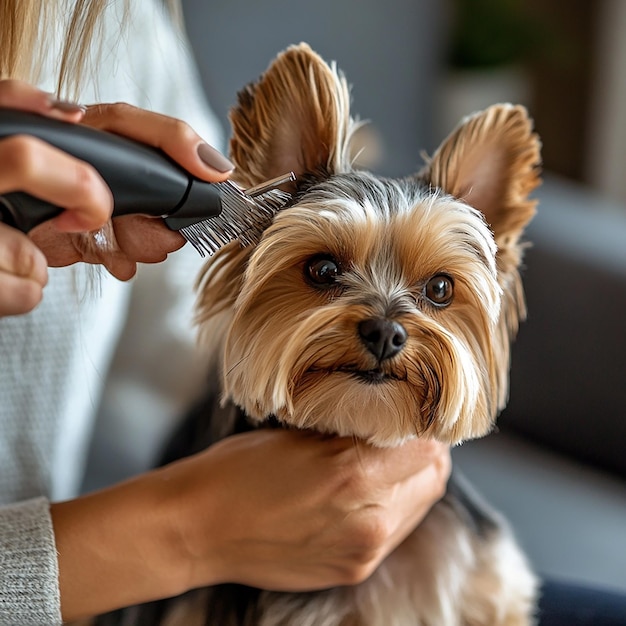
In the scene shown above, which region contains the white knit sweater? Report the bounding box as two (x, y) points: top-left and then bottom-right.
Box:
(0, 2), (222, 623)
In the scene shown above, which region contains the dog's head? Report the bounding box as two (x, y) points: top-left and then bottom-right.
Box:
(195, 43), (541, 446)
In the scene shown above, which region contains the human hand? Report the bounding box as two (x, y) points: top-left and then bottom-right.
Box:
(50, 430), (450, 621)
(0, 79), (112, 316)
(0, 79), (115, 233)
(29, 103), (234, 280)
(166, 430), (452, 592)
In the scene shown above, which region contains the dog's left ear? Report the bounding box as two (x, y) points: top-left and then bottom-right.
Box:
(421, 104), (541, 250)
(228, 42), (355, 188)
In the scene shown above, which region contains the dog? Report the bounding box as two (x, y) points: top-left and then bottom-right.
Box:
(96, 42), (541, 626)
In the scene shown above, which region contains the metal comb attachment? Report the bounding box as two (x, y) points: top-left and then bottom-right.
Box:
(180, 172), (295, 257)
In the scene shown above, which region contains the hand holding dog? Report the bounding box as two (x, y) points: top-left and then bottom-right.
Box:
(164, 430), (451, 592)
(50, 429), (450, 621)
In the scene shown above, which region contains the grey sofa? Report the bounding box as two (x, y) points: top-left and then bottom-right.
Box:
(454, 175), (626, 594)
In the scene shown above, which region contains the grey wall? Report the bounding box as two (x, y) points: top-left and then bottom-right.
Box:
(181, 0), (445, 177)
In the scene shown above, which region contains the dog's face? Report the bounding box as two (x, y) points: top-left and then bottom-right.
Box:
(196, 44), (541, 447)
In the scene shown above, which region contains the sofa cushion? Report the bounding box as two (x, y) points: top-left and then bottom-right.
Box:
(501, 176), (626, 479)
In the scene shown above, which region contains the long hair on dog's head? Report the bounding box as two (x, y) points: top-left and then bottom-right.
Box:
(195, 43), (541, 446)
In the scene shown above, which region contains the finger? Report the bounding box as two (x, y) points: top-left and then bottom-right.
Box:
(30, 215), (186, 282)
(111, 215), (186, 264)
(0, 135), (113, 232)
(29, 221), (130, 279)
(95, 216), (185, 282)
(381, 455), (451, 555)
(81, 216), (185, 282)
(351, 437), (450, 485)
(82, 103), (233, 182)
(0, 222), (48, 283)
(28, 221), (80, 269)
(0, 79), (85, 121)
(0, 271), (45, 316)
(0, 222), (48, 316)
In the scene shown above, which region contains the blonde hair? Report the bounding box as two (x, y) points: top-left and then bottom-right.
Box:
(0, 0), (181, 97)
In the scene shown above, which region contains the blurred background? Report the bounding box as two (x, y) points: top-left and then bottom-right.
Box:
(182, 0), (626, 199)
(179, 0), (626, 596)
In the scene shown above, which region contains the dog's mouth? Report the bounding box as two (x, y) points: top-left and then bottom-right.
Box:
(309, 366), (405, 385)
(352, 368), (393, 384)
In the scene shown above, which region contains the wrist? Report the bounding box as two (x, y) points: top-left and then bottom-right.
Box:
(149, 453), (231, 592)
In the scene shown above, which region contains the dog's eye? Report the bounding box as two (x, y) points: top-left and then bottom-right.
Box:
(424, 274), (454, 306)
(305, 255), (341, 286)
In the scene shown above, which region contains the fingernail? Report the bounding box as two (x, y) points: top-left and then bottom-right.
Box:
(49, 98), (86, 114)
(197, 143), (234, 173)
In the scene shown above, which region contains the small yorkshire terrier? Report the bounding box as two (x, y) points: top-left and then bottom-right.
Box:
(98, 43), (541, 626)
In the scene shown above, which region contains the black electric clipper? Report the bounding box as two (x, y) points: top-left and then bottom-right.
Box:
(0, 109), (294, 256)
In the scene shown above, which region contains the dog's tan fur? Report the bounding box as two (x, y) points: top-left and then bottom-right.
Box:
(187, 43), (542, 624)
(196, 44), (540, 446)
(101, 43), (542, 625)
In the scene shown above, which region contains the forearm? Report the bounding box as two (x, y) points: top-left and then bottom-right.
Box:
(50, 470), (188, 622)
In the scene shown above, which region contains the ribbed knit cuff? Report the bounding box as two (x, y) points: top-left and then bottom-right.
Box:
(0, 497), (62, 626)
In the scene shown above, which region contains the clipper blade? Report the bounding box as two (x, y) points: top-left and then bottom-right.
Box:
(181, 173), (295, 257)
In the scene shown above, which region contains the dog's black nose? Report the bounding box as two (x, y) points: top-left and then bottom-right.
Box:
(358, 318), (407, 361)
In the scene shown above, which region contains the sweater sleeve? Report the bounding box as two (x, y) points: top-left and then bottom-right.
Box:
(0, 497), (62, 626)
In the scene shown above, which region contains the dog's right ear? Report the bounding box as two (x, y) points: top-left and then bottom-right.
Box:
(229, 43), (356, 189)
